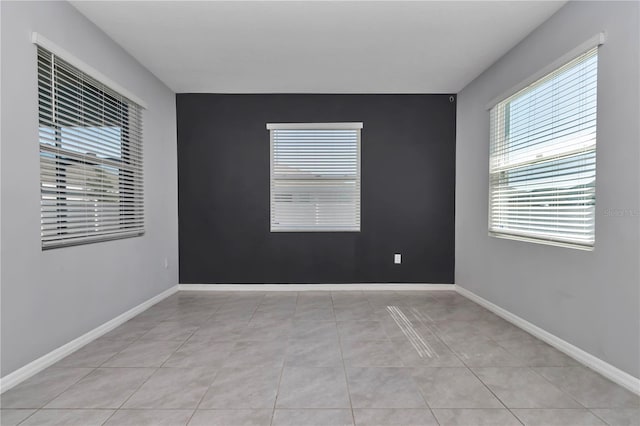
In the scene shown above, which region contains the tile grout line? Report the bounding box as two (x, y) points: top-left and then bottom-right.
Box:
(99, 310), (198, 423)
(102, 293), (225, 425)
(32, 336), (161, 426)
(13, 408), (116, 426)
(421, 312), (526, 425)
(6, 293), (193, 425)
(247, 293), (267, 325)
(98, 365), (161, 425)
(186, 368), (219, 426)
(397, 297), (446, 425)
(12, 366), (97, 418)
(14, 409), (38, 426)
(463, 366), (526, 425)
(185, 293), (234, 426)
(269, 291), (299, 426)
(386, 295), (442, 426)
(421, 300), (589, 422)
(526, 366), (589, 409)
(332, 291), (357, 426)
(437, 306), (524, 424)
(586, 408), (614, 426)
(441, 330), (528, 424)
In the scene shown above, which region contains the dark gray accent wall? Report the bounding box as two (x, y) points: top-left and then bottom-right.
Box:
(177, 94), (455, 284)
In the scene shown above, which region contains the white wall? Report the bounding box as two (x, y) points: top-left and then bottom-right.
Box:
(456, 1), (639, 378)
(0, 1), (178, 377)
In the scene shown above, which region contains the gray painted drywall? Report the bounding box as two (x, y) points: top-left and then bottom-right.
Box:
(0, 1), (178, 377)
(456, 1), (640, 378)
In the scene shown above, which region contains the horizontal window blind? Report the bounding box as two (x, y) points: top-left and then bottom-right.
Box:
(38, 46), (144, 249)
(269, 123), (362, 232)
(489, 47), (598, 248)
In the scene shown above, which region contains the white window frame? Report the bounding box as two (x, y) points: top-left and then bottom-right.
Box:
(487, 34), (605, 250)
(267, 122), (362, 232)
(34, 33), (146, 249)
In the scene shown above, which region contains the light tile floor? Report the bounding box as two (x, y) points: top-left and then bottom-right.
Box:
(1, 291), (638, 426)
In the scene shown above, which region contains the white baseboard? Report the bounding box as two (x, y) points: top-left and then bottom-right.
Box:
(0, 285), (178, 394)
(455, 285), (640, 396)
(178, 283), (456, 291)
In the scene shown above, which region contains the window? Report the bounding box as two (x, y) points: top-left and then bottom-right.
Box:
(38, 45), (144, 249)
(489, 47), (598, 249)
(268, 122), (362, 232)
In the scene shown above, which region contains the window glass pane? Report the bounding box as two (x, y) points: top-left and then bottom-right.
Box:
(60, 126), (122, 159)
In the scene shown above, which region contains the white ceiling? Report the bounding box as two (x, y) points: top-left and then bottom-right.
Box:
(70, 1), (566, 94)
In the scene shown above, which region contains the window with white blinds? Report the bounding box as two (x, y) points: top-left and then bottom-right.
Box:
(268, 123), (362, 232)
(38, 45), (144, 249)
(489, 47), (598, 249)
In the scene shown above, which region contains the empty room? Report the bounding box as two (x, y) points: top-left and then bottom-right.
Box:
(1, 1), (639, 425)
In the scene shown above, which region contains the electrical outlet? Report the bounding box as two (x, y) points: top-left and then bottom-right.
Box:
(164, 258), (169, 269)
(394, 253), (402, 264)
